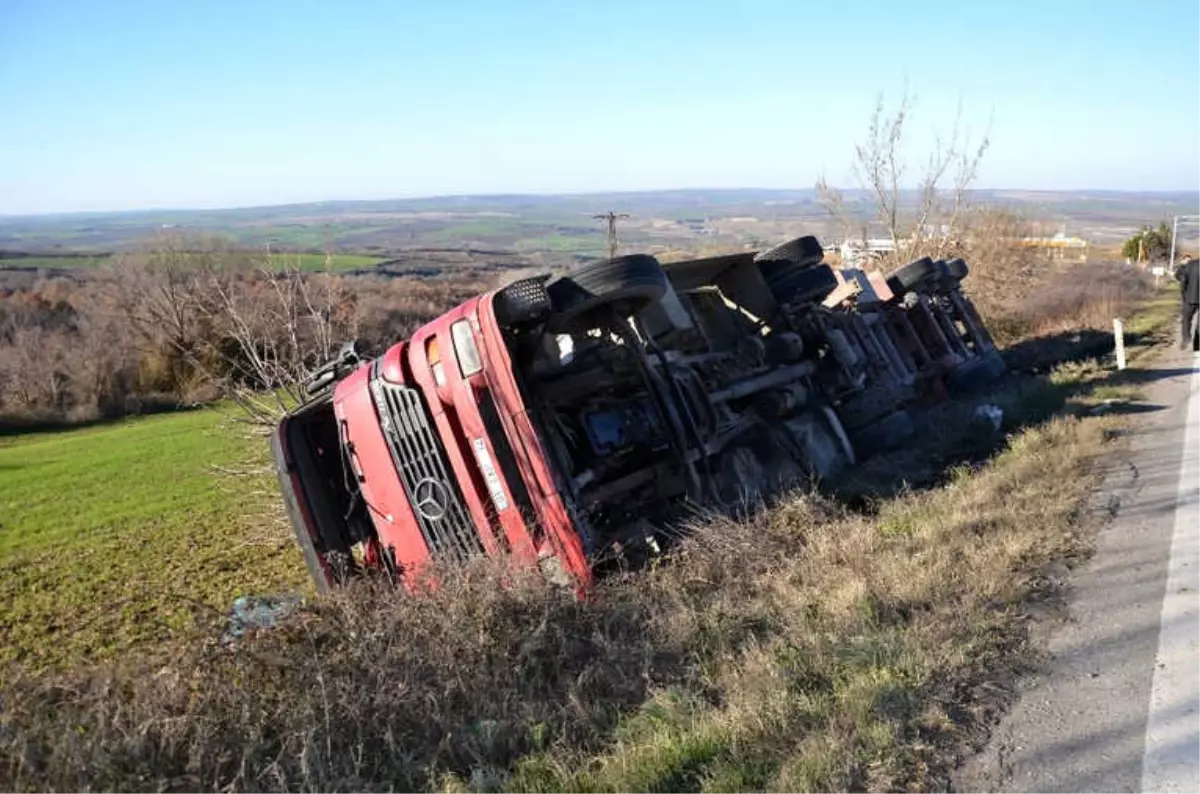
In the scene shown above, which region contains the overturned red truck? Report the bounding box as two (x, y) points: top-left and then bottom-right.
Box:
(273, 237), (1004, 591)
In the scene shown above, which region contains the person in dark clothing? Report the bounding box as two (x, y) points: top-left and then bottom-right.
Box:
(1177, 255), (1199, 350)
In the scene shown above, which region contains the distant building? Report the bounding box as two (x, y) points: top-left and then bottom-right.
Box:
(1020, 231), (1089, 262)
(839, 236), (901, 266)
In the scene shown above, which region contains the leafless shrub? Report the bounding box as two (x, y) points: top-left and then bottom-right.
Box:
(349, 274), (481, 353)
(191, 265), (352, 428)
(1005, 260), (1152, 340)
(0, 234), (479, 427)
(818, 89), (991, 268)
(951, 209), (1152, 346)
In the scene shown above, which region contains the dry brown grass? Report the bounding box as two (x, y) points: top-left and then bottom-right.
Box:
(0, 409), (1110, 791)
(957, 210), (1154, 348)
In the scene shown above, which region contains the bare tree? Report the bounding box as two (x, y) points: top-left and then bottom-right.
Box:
(854, 90), (911, 253)
(944, 113), (992, 252)
(101, 233), (247, 398)
(815, 175), (851, 241)
(69, 302), (139, 416)
(197, 258), (355, 429)
(817, 90), (991, 267)
(0, 319), (69, 413)
(0, 232), (482, 427)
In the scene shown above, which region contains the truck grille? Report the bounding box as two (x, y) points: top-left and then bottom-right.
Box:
(370, 373), (484, 564)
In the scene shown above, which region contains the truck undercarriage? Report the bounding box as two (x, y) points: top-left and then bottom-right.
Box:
(274, 236), (1004, 590)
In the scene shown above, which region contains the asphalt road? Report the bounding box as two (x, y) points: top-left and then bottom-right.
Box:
(958, 348), (1200, 793)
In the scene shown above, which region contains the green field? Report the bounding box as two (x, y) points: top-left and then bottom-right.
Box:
(0, 252), (384, 273)
(0, 255), (109, 269)
(0, 409), (307, 671)
(259, 251), (384, 271)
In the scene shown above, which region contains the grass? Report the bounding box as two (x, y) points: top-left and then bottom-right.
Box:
(0, 255), (108, 269)
(0, 408), (306, 672)
(514, 234), (608, 253)
(1122, 290), (1178, 338)
(259, 252), (384, 272)
(424, 218), (524, 243)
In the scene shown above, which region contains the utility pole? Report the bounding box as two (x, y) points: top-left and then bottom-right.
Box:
(593, 211), (630, 259)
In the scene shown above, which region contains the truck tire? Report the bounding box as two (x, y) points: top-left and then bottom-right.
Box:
(849, 409), (915, 456)
(494, 275), (553, 327)
(836, 382), (911, 430)
(944, 258), (969, 282)
(764, 263), (838, 306)
(546, 254), (668, 332)
(755, 234), (824, 269)
(980, 349), (1006, 380)
(928, 260), (955, 295)
(946, 350), (1005, 394)
(946, 357), (986, 394)
(885, 257), (939, 299)
(756, 236), (824, 294)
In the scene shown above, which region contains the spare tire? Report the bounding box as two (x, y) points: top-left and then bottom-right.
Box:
(766, 263), (838, 306)
(546, 254), (668, 332)
(885, 257), (939, 299)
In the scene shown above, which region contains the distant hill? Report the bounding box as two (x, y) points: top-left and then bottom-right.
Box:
(1, 188), (1196, 256)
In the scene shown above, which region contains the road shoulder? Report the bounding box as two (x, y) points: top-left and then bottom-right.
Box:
(956, 348), (1199, 793)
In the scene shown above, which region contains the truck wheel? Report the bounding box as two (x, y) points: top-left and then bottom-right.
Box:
(850, 409), (915, 456)
(546, 254), (668, 332)
(494, 275), (553, 327)
(755, 234), (824, 272)
(944, 258), (969, 282)
(716, 444), (766, 508)
(947, 351), (1005, 394)
(947, 357), (985, 394)
(885, 257), (939, 299)
(764, 263), (838, 306)
(836, 383), (911, 429)
(756, 236), (824, 295)
(982, 349), (1006, 380)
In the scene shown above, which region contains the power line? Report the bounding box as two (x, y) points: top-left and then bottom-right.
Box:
(593, 211), (630, 259)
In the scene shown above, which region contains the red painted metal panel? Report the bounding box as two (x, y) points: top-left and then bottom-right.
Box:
(476, 293), (592, 585)
(332, 361), (431, 576)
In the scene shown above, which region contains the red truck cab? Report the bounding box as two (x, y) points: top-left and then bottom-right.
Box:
(274, 284), (590, 591)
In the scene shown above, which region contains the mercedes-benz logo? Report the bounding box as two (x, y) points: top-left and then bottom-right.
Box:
(413, 478), (449, 520)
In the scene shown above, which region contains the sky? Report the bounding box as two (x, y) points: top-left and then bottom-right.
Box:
(1, 0), (1198, 215)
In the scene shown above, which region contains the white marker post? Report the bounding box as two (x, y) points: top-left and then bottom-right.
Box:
(1114, 318), (1127, 371)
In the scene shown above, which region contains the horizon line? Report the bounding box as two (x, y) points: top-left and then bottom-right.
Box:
(3, 185), (1199, 221)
